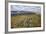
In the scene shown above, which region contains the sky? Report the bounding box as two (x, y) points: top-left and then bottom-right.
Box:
(11, 5), (41, 13)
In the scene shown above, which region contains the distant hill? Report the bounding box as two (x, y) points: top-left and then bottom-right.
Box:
(11, 11), (40, 15)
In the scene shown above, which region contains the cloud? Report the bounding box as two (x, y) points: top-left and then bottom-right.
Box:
(11, 5), (41, 13)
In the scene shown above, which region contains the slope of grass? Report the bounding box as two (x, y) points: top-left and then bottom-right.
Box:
(11, 14), (41, 28)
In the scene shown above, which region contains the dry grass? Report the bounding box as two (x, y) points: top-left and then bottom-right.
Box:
(11, 14), (41, 28)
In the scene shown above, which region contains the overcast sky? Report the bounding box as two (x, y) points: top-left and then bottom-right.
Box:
(11, 5), (41, 13)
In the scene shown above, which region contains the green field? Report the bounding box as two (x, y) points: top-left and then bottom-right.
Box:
(11, 14), (41, 28)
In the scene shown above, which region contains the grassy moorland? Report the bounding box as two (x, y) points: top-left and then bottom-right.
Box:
(11, 13), (41, 28)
